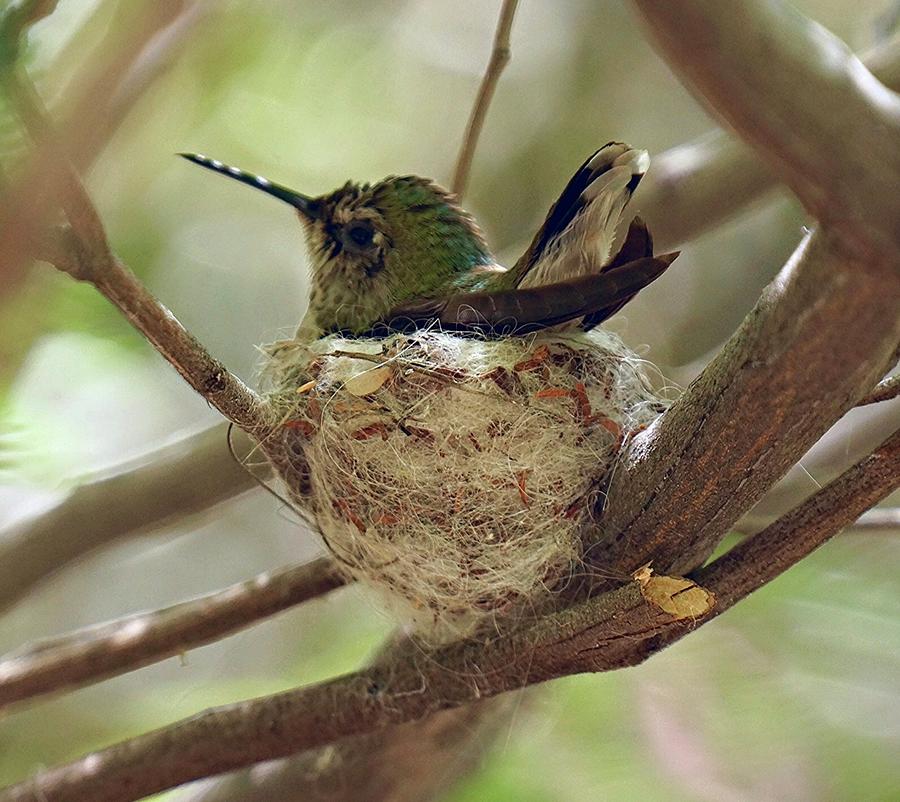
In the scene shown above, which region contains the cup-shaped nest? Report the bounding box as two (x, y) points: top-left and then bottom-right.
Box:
(262, 329), (669, 638)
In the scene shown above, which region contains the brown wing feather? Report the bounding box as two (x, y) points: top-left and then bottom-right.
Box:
(365, 252), (678, 337)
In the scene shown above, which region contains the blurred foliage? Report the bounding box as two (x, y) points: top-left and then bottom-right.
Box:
(1, 1), (898, 800)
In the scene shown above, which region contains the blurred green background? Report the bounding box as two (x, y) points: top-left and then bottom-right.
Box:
(1, 1), (898, 800)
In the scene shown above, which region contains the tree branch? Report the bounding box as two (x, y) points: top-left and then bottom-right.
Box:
(632, 0), (900, 259)
(0, 425), (263, 614)
(450, 0), (519, 198)
(2, 64), (272, 435)
(590, 1), (900, 578)
(693, 427), (900, 605)
(0, 0), (202, 295)
(0, 557), (344, 709)
(4, 427), (897, 802)
(592, 229), (900, 578)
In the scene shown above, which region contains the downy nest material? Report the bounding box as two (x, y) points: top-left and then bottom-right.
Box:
(262, 329), (669, 638)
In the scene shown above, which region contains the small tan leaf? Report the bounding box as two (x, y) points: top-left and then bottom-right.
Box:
(633, 566), (715, 620)
(344, 365), (393, 396)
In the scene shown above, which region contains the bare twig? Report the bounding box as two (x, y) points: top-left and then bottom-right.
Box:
(4, 428), (897, 802)
(3, 65), (271, 435)
(0, 425), (262, 614)
(857, 373), (900, 406)
(0, 557), (344, 709)
(450, 0), (519, 198)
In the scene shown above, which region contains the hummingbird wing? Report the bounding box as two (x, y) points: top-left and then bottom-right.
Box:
(368, 252), (678, 337)
(501, 142), (650, 290)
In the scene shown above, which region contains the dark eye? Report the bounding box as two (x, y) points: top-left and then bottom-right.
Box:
(344, 221), (375, 248)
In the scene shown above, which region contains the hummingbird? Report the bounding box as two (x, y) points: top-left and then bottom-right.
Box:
(180, 143), (677, 338)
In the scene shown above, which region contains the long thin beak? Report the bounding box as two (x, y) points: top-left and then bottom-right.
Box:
(179, 153), (318, 218)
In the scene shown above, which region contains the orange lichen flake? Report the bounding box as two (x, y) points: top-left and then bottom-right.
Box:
(515, 470), (531, 506)
(350, 422), (390, 440)
(513, 344), (551, 372)
(333, 498), (367, 534)
(595, 416), (622, 439)
(283, 419), (316, 436)
(534, 387), (570, 399)
(571, 382), (592, 422)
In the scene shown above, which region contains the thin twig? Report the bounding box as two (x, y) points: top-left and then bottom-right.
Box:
(3, 64), (272, 435)
(3, 428), (897, 802)
(0, 557), (344, 709)
(450, 0), (519, 198)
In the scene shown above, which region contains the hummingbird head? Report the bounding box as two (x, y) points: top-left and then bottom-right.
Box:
(180, 154), (493, 335)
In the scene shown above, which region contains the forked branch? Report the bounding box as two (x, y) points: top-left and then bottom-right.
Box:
(1, 62), (271, 435)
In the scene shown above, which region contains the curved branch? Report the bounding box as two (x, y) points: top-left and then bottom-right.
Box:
(633, 0), (900, 258)
(0, 557), (344, 710)
(3, 427), (897, 802)
(3, 64), (271, 434)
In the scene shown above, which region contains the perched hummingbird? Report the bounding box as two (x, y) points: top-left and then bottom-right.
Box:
(180, 143), (677, 337)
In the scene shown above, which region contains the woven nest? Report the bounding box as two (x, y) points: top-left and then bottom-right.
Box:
(261, 329), (669, 638)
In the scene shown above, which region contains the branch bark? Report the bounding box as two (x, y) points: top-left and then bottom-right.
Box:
(592, 229), (900, 577)
(857, 373), (900, 406)
(632, 0), (900, 259)
(0, 557), (344, 710)
(0, 424), (260, 613)
(4, 426), (896, 802)
(450, 0), (519, 198)
(2, 63), (272, 436)
(590, 0), (900, 577)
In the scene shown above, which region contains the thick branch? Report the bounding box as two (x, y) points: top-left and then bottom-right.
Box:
(450, 0), (519, 198)
(694, 427), (900, 605)
(593, 229), (900, 577)
(4, 427), (897, 802)
(0, 425), (260, 613)
(0, 557), (344, 709)
(633, 0), (900, 258)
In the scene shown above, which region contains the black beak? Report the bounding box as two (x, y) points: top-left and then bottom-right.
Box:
(179, 153), (319, 218)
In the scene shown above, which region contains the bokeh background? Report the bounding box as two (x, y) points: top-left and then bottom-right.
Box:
(1, 1), (898, 799)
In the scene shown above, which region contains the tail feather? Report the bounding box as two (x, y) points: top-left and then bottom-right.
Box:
(511, 142), (649, 288)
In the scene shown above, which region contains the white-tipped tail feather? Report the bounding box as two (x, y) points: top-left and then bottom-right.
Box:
(515, 142), (649, 288)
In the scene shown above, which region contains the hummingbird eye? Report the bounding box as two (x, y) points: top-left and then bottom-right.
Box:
(343, 221), (375, 249)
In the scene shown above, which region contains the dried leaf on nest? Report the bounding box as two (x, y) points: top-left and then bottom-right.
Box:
(344, 364), (393, 396)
